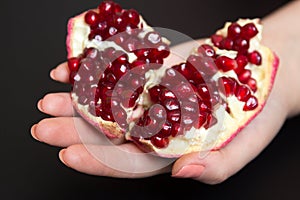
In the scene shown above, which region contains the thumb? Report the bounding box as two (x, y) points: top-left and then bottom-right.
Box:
(171, 150), (239, 184)
(171, 93), (287, 184)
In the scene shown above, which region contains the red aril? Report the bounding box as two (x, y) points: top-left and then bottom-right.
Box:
(66, 1), (279, 157)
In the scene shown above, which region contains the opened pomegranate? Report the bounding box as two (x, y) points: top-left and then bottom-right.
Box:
(66, 1), (279, 157)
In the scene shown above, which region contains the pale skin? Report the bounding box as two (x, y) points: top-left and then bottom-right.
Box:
(31, 1), (300, 184)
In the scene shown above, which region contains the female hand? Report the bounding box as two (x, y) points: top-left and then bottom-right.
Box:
(31, 1), (300, 184)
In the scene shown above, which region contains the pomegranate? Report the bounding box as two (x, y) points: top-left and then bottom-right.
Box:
(66, 1), (279, 157)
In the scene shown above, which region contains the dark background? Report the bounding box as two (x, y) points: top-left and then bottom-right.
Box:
(2, 0), (299, 199)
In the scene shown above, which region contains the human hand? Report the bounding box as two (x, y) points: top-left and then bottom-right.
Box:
(31, 1), (300, 184)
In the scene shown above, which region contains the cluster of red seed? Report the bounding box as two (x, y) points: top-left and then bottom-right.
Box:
(68, 1), (263, 149)
(208, 22), (262, 111)
(212, 22), (262, 93)
(85, 1), (140, 41)
(130, 64), (219, 148)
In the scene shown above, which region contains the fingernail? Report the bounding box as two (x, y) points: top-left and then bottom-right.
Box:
(30, 124), (40, 141)
(172, 165), (205, 178)
(37, 99), (43, 111)
(59, 149), (69, 167)
(50, 69), (56, 79)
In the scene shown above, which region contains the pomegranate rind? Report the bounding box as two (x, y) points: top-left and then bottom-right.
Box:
(67, 11), (89, 58)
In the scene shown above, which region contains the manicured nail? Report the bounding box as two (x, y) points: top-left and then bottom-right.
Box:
(50, 69), (56, 79)
(37, 99), (43, 111)
(30, 124), (40, 141)
(172, 164), (205, 178)
(59, 149), (69, 167)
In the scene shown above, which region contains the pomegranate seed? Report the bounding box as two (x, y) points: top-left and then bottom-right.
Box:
(111, 33), (128, 45)
(164, 98), (180, 111)
(248, 51), (262, 65)
(148, 85), (161, 103)
(159, 89), (176, 102)
(241, 23), (258, 39)
(98, 82), (114, 100)
(182, 101), (198, 113)
(115, 53), (128, 64)
(157, 122), (172, 138)
(197, 84), (211, 100)
(199, 101), (211, 113)
(196, 112), (208, 129)
(170, 123), (182, 137)
(100, 111), (114, 122)
(247, 78), (257, 92)
(175, 83), (195, 99)
(227, 23), (242, 39)
(211, 34), (223, 47)
(237, 69), (252, 84)
(182, 114), (195, 128)
(144, 31), (162, 46)
(134, 48), (151, 58)
(84, 47), (98, 58)
(204, 114), (217, 129)
(197, 44), (215, 57)
(215, 56), (237, 72)
(121, 90), (139, 108)
(98, 1), (116, 16)
(123, 9), (140, 26)
(235, 55), (248, 73)
(68, 57), (81, 72)
(150, 136), (169, 148)
(123, 37), (139, 52)
(167, 110), (181, 123)
(233, 37), (249, 53)
(173, 63), (195, 81)
(111, 63), (128, 80)
(154, 43), (170, 58)
(235, 85), (251, 102)
(149, 105), (166, 120)
(113, 3), (122, 13)
(130, 59), (146, 69)
(162, 68), (177, 85)
(85, 11), (100, 27)
(219, 77), (237, 97)
(220, 38), (234, 50)
(103, 72), (117, 84)
(196, 57), (218, 77)
(243, 95), (258, 111)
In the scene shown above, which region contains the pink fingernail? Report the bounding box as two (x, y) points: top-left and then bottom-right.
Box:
(30, 124), (40, 141)
(59, 149), (69, 167)
(50, 69), (56, 79)
(37, 99), (43, 111)
(172, 165), (205, 178)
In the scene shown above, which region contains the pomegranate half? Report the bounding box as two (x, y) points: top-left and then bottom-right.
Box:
(66, 1), (279, 157)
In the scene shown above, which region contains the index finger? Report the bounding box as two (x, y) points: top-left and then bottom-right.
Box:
(50, 62), (70, 83)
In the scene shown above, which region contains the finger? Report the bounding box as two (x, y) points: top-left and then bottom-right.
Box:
(31, 117), (125, 147)
(37, 93), (73, 117)
(172, 91), (288, 184)
(59, 143), (173, 178)
(50, 62), (70, 83)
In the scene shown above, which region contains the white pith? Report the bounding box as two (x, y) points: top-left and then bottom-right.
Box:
(68, 11), (277, 157)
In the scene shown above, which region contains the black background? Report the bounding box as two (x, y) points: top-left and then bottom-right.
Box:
(2, 0), (300, 199)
